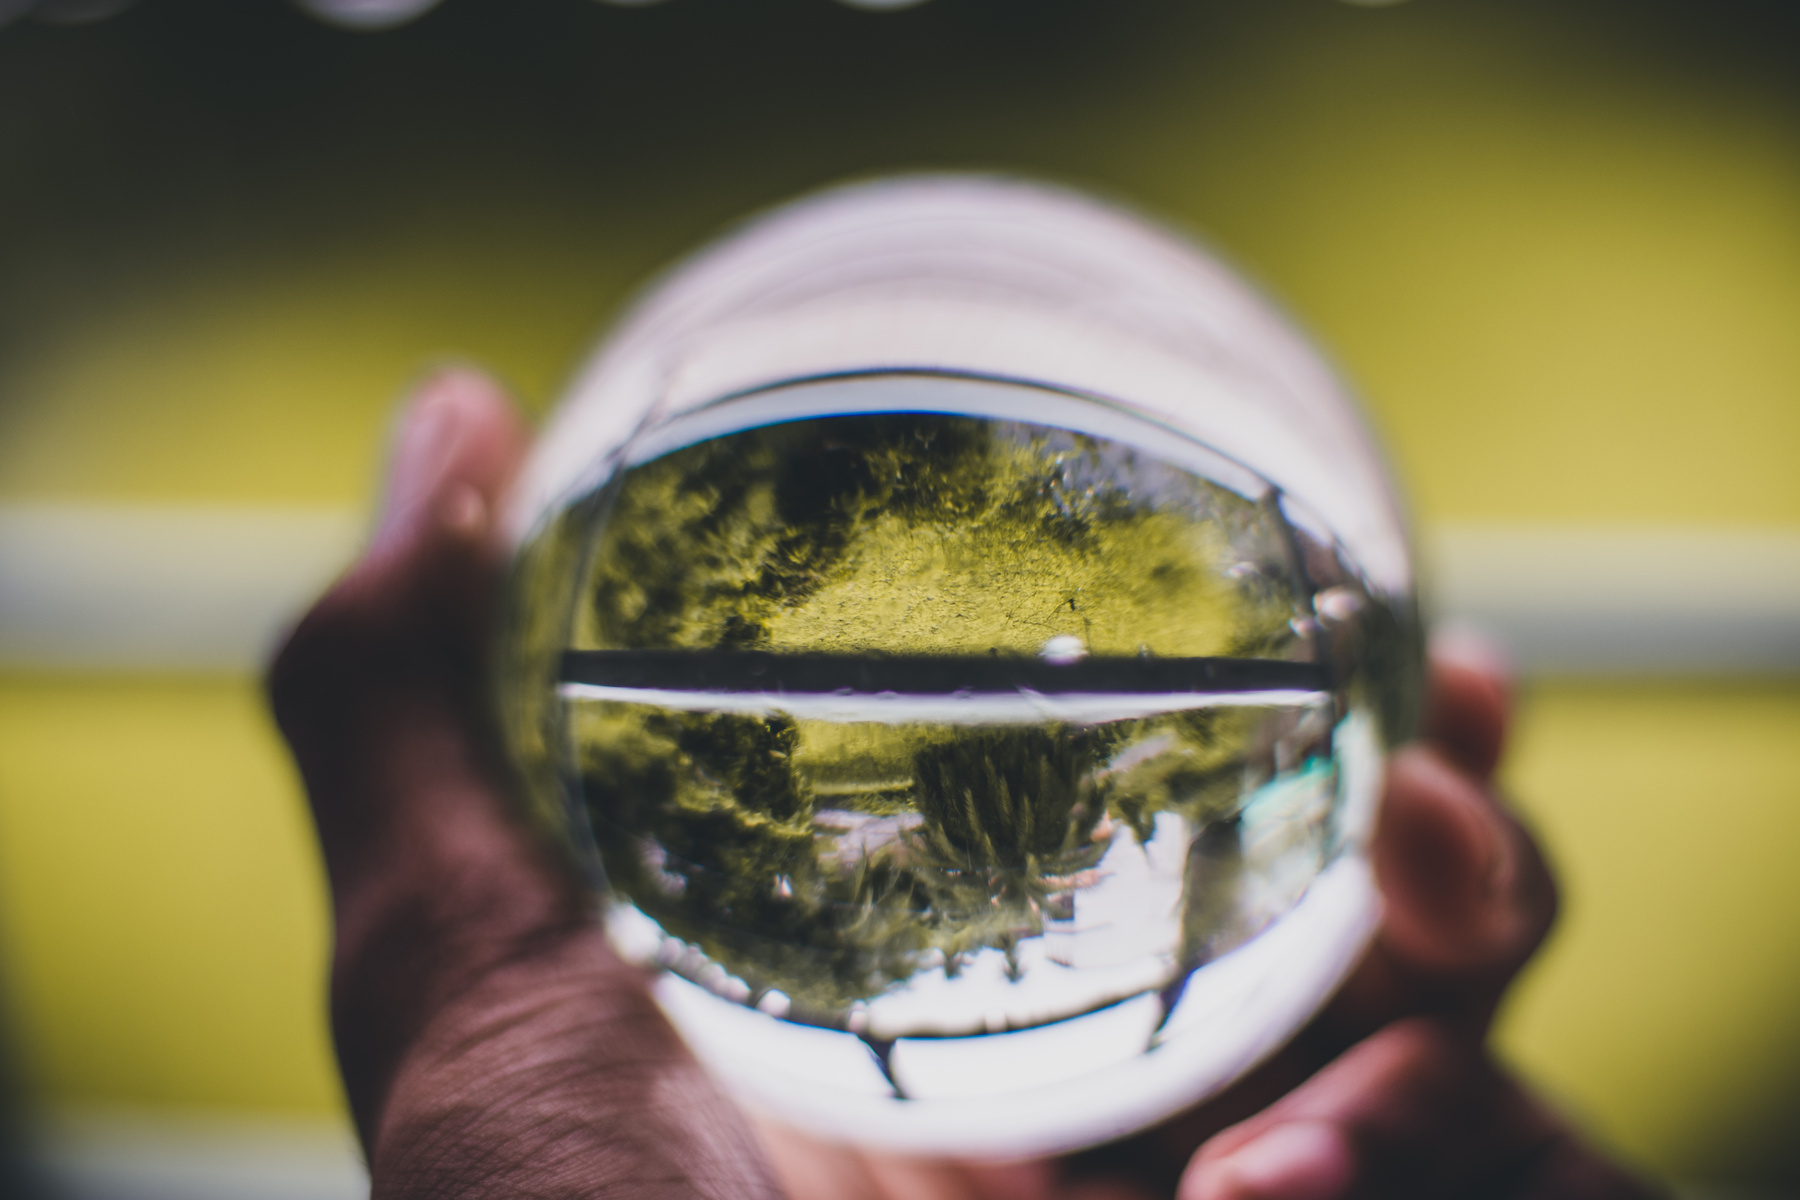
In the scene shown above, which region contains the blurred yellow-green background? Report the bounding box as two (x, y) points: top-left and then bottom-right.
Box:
(0, 0), (1797, 1193)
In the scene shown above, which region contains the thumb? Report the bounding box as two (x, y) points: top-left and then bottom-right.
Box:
(269, 367), (533, 870)
(268, 369), (571, 1140)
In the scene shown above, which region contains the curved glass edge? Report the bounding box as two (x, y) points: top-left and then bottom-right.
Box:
(654, 850), (1381, 1159)
(623, 371), (1276, 506)
(496, 483), (611, 885)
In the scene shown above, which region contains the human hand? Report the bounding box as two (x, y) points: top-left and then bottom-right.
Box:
(269, 369), (1659, 1200)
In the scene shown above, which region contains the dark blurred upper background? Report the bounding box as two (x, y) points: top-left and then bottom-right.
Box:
(0, 1), (1797, 1197)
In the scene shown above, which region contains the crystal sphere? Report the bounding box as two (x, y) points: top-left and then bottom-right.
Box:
(499, 178), (1420, 1157)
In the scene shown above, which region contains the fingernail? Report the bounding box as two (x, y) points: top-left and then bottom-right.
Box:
(1429, 623), (1515, 691)
(1184, 1123), (1353, 1200)
(374, 371), (479, 549)
(439, 482), (490, 541)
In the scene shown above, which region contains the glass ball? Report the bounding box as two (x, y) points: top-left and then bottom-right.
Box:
(499, 177), (1420, 1157)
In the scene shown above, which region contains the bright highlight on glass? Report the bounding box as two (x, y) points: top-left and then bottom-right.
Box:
(501, 177), (1420, 1157)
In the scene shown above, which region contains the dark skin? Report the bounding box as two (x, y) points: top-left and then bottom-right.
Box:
(268, 368), (1664, 1200)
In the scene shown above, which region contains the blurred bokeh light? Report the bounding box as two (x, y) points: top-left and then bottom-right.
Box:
(0, 0), (1796, 1196)
(291, 0), (443, 33)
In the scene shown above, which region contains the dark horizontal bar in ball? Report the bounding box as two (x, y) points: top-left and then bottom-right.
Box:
(559, 650), (1330, 696)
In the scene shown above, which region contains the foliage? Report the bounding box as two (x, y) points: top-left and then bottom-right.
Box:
(502, 409), (1397, 1021)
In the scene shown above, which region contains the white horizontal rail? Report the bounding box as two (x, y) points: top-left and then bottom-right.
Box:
(32, 1108), (367, 1200)
(0, 505), (365, 672)
(1, 505), (1795, 675)
(1426, 525), (1800, 676)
